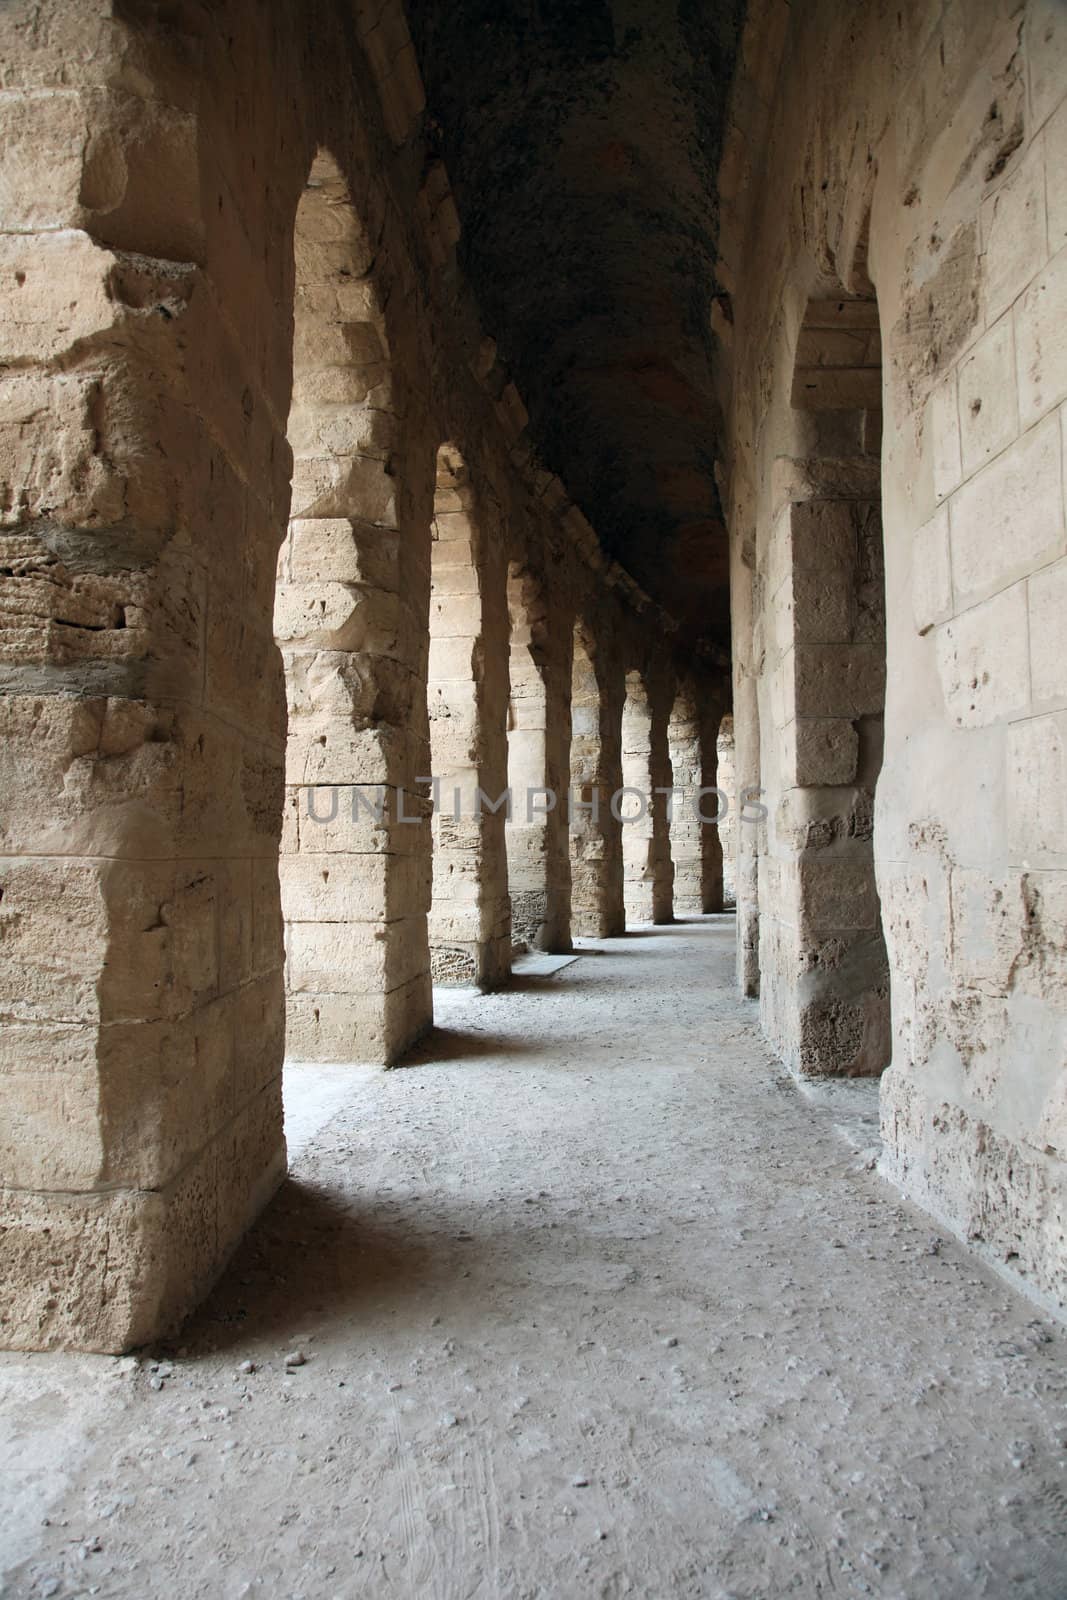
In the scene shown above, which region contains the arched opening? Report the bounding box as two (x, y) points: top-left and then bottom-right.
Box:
(621, 670), (656, 926)
(763, 287), (889, 1073)
(427, 445), (510, 988)
(274, 150), (411, 1067)
(569, 622), (625, 937)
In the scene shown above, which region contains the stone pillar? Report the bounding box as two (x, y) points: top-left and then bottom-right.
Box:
(428, 446), (511, 988)
(734, 670), (762, 998)
(668, 680), (725, 916)
(757, 292), (889, 1078)
(0, 12), (291, 1348)
(542, 592), (574, 952)
(668, 693), (701, 915)
(717, 714), (737, 909)
(274, 153), (432, 1065)
(506, 564), (570, 952)
(648, 681), (676, 924)
(570, 624), (625, 937)
(621, 672), (657, 925)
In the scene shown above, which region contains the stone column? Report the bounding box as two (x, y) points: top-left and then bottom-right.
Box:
(273, 153), (432, 1065)
(734, 671), (763, 998)
(505, 564), (571, 953)
(570, 626), (625, 937)
(716, 714), (737, 909)
(669, 683), (711, 915)
(621, 672), (656, 925)
(0, 12), (291, 1348)
(428, 447), (510, 988)
(648, 679), (676, 924)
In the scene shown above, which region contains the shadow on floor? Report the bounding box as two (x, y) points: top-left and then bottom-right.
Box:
(177, 1179), (439, 1354)
(396, 1024), (546, 1066)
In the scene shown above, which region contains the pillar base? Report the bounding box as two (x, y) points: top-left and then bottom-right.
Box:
(880, 1067), (1067, 1311)
(0, 1085), (285, 1353)
(286, 973), (431, 1064)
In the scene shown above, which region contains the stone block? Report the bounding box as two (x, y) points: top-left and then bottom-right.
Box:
(1027, 0), (1067, 130)
(275, 581), (400, 656)
(0, 231), (114, 363)
(234, 972), (287, 1105)
(281, 850), (428, 924)
(788, 499), (857, 573)
(980, 139), (1047, 324)
(786, 717), (859, 787)
(1015, 248), (1067, 428)
(286, 519), (400, 592)
(791, 643), (886, 719)
(1029, 557), (1067, 706)
(949, 412), (1063, 605)
(928, 371), (962, 501)
(912, 503), (953, 634)
(798, 859), (880, 933)
(1046, 99), (1067, 257)
(790, 568), (853, 644)
(0, 1023), (104, 1189)
(429, 592), (481, 638)
(290, 453), (398, 526)
(428, 632), (477, 684)
(286, 910), (428, 997)
(251, 858), (285, 980)
(1007, 710), (1066, 862)
(937, 581), (1030, 728)
(285, 971), (430, 1065)
(957, 314), (1019, 475)
(0, 89), (88, 231)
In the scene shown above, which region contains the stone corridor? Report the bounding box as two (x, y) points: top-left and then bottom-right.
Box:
(2, 920), (1065, 1600)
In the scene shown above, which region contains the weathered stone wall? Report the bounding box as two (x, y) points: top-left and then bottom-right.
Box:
(0, 0), (724, 1349)
(721, 0), (1066, 1302)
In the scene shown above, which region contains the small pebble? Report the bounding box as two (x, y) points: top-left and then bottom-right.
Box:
(664, 1336), (679, 1348)
(572, 1474), (589, 1488)
(238, 1359), (256, 1376)
(284, 1350), (306, 1368)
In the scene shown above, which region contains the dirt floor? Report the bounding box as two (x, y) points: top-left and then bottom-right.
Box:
(1, 919), (1065, 1599)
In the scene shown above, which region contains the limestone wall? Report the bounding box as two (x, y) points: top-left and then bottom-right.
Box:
(721, 0), (1066, 1303)
(0, 0), (723, 1349)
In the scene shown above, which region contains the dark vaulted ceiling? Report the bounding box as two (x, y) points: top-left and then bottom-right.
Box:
(407, 0), (746, 657)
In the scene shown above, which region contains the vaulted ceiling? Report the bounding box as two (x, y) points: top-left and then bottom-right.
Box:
(407, 0), (745, 658)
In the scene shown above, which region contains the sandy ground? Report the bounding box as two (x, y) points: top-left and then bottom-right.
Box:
(1, 918), (1065, 1600)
